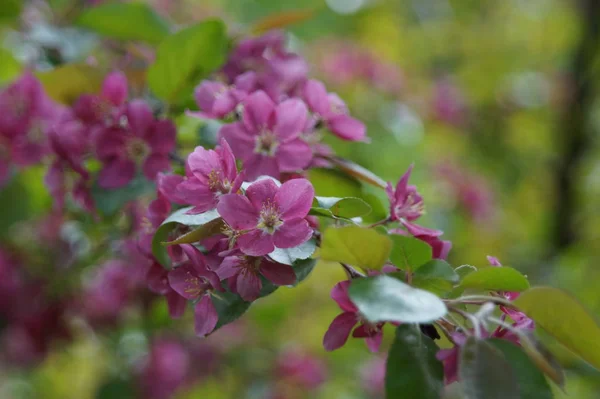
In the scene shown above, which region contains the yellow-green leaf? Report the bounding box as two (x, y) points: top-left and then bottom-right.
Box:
(320, 226), (391, 271)
(37, 64), (104, 105)
(515, 287), (600, 370)
(459, 267), (529, 292)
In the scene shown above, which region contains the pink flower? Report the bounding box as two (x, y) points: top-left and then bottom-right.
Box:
(95, 100), (176, 188)
(138, 338), (190, 399)
(167, 245), (223, 337)
(190, 80), (246, 119)
(176, 139), (244, 214)
(385, 164), (424, 222)
(216, 250), (296, 302)
(303, 79), (366, 141)
(145, 261), (187, 319)
(217, 178), (314, 256)
(219, 90), (312, 180)
(72, 71), (128, 126)
(360, 356), (387, 397)
(323, 280), (384, 352)
(275, 348), (327, 391)
(436, 332), (467, 385)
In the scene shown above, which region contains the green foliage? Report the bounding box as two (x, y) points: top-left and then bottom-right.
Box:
(152, 208), (221, 268)
(385, 325), (444, 399)
(347, 275), (447, 323)
(91, 175), (155, 217)
(459, 266), (530, 292)
(459, 337), (520, 399)
(389, 234), (433, 272)
(308, 168), (363, 198)
(0, 48), (21, 85)
(309, 196), (372, 220)
(0, 0), (22, 24)
(76, 2), (170, 44)
(515, 287), (600, 370)
(320, 225), (392, 271)
(412, 259), (459, 296)
(163, 218), (225, 246)
(488, 339), (553, 399)
(96, 378), (135, 399)
(147, 19), (228, 105)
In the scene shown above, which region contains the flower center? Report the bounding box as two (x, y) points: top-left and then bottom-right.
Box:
(394, 192), (424, 220)
(257, 199), (283, 234)
(208, 169), (231, 194)
(184, 274), (211, 298)
(254, 130), (279, 156)
(126, 138), (150, 163)
(238, 256), (262, 275)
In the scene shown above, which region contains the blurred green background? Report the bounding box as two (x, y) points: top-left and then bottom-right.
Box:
(1, 0), (600, 398)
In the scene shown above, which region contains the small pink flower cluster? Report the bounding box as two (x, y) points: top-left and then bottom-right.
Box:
(387, 165), (452, 260)
(190, 30), (367, 181)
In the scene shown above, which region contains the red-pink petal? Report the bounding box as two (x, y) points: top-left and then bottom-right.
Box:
(147, 120), (176, 154)
(274, 178), (314, 220)
(260, 260), (296, 286)
(235, 271), (262, 302)
(127, 99), (153, 136)
(331, 281), (358, 313)
(303, 79), (330, 116)
(98, 158), (135, 189)
(327, 114), (366, 141)
(187, 146), (221, 180)
(168, 265), (202, 300)
(217, 138), (237, 182)
(143, 154), (171, 181)
(273, 99), (307, 140)
(219, 122), (255, 161)
(244, 154), (279, 180)
(102, 71), (128, 106)
(238, 230), (275, 256)
(273, 218), (312, 249)
(166, 291), (187, 319)
(216, 256), (240, 280)
(242, 90), (275, 133)
(217, 194), (259, 230)
(194, 295), (218, 337)
(365, 331), (383, 353)
(245, 178), (279, 210)
(323, 312), (357, 351)
(276, 139), (313, 172)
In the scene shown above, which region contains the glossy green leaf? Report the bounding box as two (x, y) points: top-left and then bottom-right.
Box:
(348, 275), (447, 323)
(385, 325), (444, 399)
(309, 196), (372, 220)
(411, 260), (459, 296)
(147, 19), (228, 104)
(151, 208), (220, 268)
(268, 239), (316, 265)
(76, 2), (170, 44)
(459, 267), (529, 292)
(515, 287), (600, 370)
(488, 339), (553, 399)
(460, 337), (519, 399)
(389, 234), (432, 272)
(320, 226), (392, 271)
(91, 175), (155, 216)
(455, 264), (478, 278)
(292, 258), (317, 284)
(213, 291), (252, 331)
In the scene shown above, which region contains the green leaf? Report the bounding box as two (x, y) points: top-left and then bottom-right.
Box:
(91, 175), (155, 216)
(308, 168), (362, 198)
(459, 267), (529, 292)
(164, 218), (225, 246)
(309, 196), (372, 220)
(514, 287), (600, 370)
(0, 0), (22, 24)
(519, 333), (565, 387)
(292, 258), (317, 284)
(488, 339), (553, 399)
(147, 19), (228, 104)
(348, 275), (447, 323)
(213, 291), (252, 331)
(455, 264), (478, 278)
(320, 226), (392, 271)
(37, 64), (104, 105)
(0, 48), (21, 85)
(459, 337), (520, 399)
(268, 239), (316, 265)
(412, 260), (459, 296)
(389, 234), (432, 272)
(96, 378), (135, 399)
(76, 2), (170, 44)
(385, 325), (444, 399)
(151, 208), (220, 268)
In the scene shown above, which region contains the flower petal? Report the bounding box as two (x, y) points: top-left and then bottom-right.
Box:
(217, 194), (259, 230)
(327, 114), (366, 141)
(273, 99), (307, 140)
(235, 271), (262, 302)
(303, 79), (330, 116)
(142, 154), (171, 181)
(168, 265), (203, 300)
(166, 291), (187, 319)
(365, 331), (383, 353)
(323, 312), (357, 351)
(331, 280), (358, 313)
(217, 138), (237, 182)
(276, 139), (313, 172)
(245, 178), (279, 210)
(244, 154), (279, 180)
(97, 158), (135, 189)
(274, 178), (314, 220)
(102, 71), (128, 106)
(260, 260), (296, 286)
(242, 90), (275, 133)
(238, 230), (275, 256)
(187, 146), (221, 181)
(219, 122), (255, 161)
(127, 99), (153, 136)
(216, 256), (240, 280)
(273, 218), (312, 249)
(146, 120), (176, 154)
(194, 295), (218, 337)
